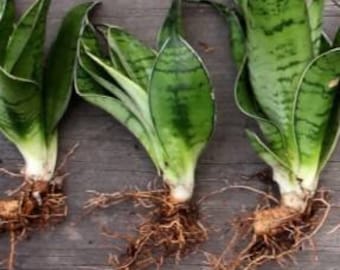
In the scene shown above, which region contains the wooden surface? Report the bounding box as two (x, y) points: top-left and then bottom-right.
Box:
(1, 1), (340, 269)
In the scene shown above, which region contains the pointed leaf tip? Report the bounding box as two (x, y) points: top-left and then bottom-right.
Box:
(43, 1), (99, 135)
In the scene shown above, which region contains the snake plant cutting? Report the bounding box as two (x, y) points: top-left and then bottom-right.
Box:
(75, 0), (215, 203)
(198, 0), (340, 218)
(185, 0), (340, 268)
(0, 0), (97, 221)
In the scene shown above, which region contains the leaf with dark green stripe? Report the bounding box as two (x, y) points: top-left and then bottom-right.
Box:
(107, 26), (156, 89)
(235, 59), (285, 157)
(0, 0), (15, 64)
(0, 67), (41, 142)
(294, 48), (340, 182)
(43, 2), (98, 134)
(318, 89), (340, 172)
(79, 43), (145, 126)
(78, 24), (143, 116)
(246, 129), (296, 187)
(150, 36), (215, 181)
(334, 27), (340, 48)
(75, 47), (161, 169)
(244, 0), (314, 169)
(307, 0), (324, 56)
(246, 129), (289, 170)
(96, 25), (127, 75)
(157, 0), (183, 49)
(319, 32), (332, 53)
(4, 0), (50, 81)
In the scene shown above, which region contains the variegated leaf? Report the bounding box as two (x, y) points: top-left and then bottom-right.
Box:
(294, 48), (340, 182)
(149, 35), (215, 182)
(106, 26), (156, 90)
(0, 0), (15, 64)
(44, 2), (98, 135)
(4, 0), (50, 82)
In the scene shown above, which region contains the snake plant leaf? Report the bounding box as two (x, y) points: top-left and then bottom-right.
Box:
(0, 0), (15, 64)
(334, 28), (340, 48)
(84, 50), (152, 126)
(106, 26), (156, 89)
(75, 25), (159, 168)
(79, 42), (146, 128)
(76, 62), (151, 152)
(76, 63), (161, 168)
(157, 0), (184, 50)
(78, 25), (142, 117)
(43, 2), (99, 135)
(4, 0), (50, 82)
(204, 0), (284, 155)
(149, 35), (215, 182)
(319, 32), (332, 53)
(294, 48), (340, 183)
(95, 25), (127, 74)
(318, 91), (340, 172)
(246, 129), (298, 192)
(228, 10), (246, 70)
(235, 60), (285, 156)
(307, 0), (324, 56)
(0, 67), (41, 143)
(244, 0), (315, 170)
(246, 129), (289, 172)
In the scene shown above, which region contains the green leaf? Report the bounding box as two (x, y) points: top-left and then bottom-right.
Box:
(245, 129), (289, 171)
(319, 32), (332, 53)
(106, 26), (156, 89)
(75, 63), (149, 147)
(83, 50), (152, 126)
(157, 0), (183, 50)
(0, 67), (42, 143)
(318, 90), (340, 172)
(43, 2), (98, 135)
(228, 10), (246, 70)
(243, 0), (314, 169)
(149, 35), (215, 182)
(4, 0), (50, 82)
(245, 129), (298, 192)
(75, 42), (161, 169)
(307, 0), (325, 56)
(235, 59), (285, 157)
(294, 48), (340, 181)
(75, 22), (163, 170)
(334, 27), (340, 48)
(0, 0), (15, 64)
(79, 42), (145, 128)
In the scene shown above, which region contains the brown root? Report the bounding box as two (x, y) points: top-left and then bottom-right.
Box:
(0, 177), (67, 270)
(0, 179), (67, 232)
(0, 144), (77, 269)
(207, 190), (330, 270)
(85, 187), (208, 270)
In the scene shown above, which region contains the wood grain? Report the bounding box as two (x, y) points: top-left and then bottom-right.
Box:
(0, 1), (340, 269)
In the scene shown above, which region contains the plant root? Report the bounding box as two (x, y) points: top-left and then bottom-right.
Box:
(0, 178), (67, 232)
(85, 187), (208, 270)
(0, 143), (78, 233)
(206, 190), (330, 270)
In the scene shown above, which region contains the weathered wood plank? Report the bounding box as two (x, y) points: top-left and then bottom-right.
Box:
(0, 0), (340, 270)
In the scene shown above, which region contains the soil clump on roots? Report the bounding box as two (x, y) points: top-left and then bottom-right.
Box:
(0, 178), (67, 232)
(0, 177), (67, 270)
(206, 171), (331, 270)
(85, 187), (208, 270)
(0, 145), (77, 270)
